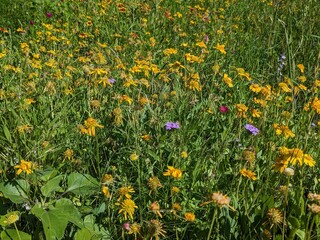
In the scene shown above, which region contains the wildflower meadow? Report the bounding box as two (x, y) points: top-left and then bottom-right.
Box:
(0, 0), (320, 239)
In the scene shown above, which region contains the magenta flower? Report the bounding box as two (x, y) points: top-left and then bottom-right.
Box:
(46, 12), (53, 18)
(165, 122), (180, 130)
(219, 105), (229, 113)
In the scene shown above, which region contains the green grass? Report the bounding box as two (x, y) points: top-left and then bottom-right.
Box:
(0, 0), (320, 239)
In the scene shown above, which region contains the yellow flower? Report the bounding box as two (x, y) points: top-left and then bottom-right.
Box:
(239, 168), (257, 180)
(278, 82), (292, 92)
(236, 104), (248, 118)
(251, 109), (262, 118)
(297, 64), (304, 73)
(102, 174), (114, 185)
(25, 98), (36, 105)
(223, 74), (233, 87)
(102, 186), (111, 198)
(311, 97), (320, 114)
(63, 149), (74, 161)
(214, 44), (226, 54)
(117, 186), (135, 199)
(181, 151), (188, 159)
(249, 84), (261, 93)
(130, 153), (139, 161)
(83, 117), (104, 136)
(163, 48), (178, 56)
(163, 166), (183, 179)
(273, 124), (295, 138)
(117, 199), (138, 220)
(236, 68), (251, 80)
(171, 186), (180, 194)
(184, 212), (196, 221)
(148, 177), (163, 193)
(14, 160), (33, 175)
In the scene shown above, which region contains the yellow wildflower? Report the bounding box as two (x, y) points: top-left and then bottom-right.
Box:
(214, 44), (226, 54)
(83, 117), (104, 136)
(116, 199), (138, 220)
(163, 166), (183, 179)
(117, 186), (135, 199)
(184, 212), (196, 221)
(14, 160), (33, 175)
(239, 168), (257, 180)
(223, 74), (233, 87)
(297, 64), (304, 73)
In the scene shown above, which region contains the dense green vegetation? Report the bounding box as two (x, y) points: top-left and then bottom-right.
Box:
(0, 0), (319, 239)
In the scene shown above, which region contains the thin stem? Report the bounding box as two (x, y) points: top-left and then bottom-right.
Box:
(207, 207), (218, 240)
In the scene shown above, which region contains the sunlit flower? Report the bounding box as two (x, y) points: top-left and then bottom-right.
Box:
(297, 64), (304, 73)
(223, 74), (233, 87)
(116, 199), (138, 220)
(14, 159), (33, 175)
(117, 186), (135, 200)
(163, 166), (183, 179)
(130, 153), (139, 161)
(181, 151), (188, 159)
(214, 44), (226, 54)
(83, 117), (104, 136)
(273, 124), (295, 138)
(102, 186), (111, 198)
(239, 168), (257, 180)
(184, 212), (196, 222)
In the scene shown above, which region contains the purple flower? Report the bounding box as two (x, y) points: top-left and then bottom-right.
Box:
(46, 12), (53, 18)
(108, 78), (116, 84)
(245, 124), (259, 135)
(29, 20), (35, 25)
(165, 122), (180, 130)
(122, 222), (130, 231)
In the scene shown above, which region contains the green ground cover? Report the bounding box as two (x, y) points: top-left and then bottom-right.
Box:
(0, 0), (320, 239)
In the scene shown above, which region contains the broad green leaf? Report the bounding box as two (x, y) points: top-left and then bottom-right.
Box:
(1, 229), (31, 240)
(0, 180), (30, 204)
(74, 228), (101, 240)
(66, 172), (99, 196)
(288, 216), (300, 229)
(41, 175), (64, 197)
(39, 169), (59, 182)
(31, 198), (83, 240)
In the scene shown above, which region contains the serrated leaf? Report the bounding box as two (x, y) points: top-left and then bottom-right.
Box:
(1, 229), (31, 240)
(66, 172), (99, 196)
(41, 175), (64, 197)
(0, 180), (30, 204)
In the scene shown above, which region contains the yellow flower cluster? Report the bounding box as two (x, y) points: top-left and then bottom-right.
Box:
(163, 166), (183, 179)
(274, 147), (316, 173)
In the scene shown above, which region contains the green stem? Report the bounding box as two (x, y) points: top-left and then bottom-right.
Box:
(207, 207), (218, 240)
(14, 222), (22, 240)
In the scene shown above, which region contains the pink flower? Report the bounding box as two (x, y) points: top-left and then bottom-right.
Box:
(122, 222), (130, 231)
(219, 106), (229, 113)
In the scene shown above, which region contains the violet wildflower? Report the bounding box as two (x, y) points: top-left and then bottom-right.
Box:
(245, 124), (260, 135)
(165, 122), (180, 130)
(108, 78), (116, 84)
(29, 20), (35, 25)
